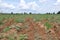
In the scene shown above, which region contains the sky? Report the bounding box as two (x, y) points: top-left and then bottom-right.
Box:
(0, 0), (60, 13)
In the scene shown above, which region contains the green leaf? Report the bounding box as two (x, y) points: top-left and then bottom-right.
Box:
(19, 34), (28, 40)
(3, 27), (11, 32)
(44, 22), (52, 29)
(8, 36), (14, 40)
(15, 26), (22, 31)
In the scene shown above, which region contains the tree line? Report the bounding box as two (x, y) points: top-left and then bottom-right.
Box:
(46, 11), (60, 14)
(0, 11), (60, 14)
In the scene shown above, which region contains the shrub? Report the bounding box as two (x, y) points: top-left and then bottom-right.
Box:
(57, 11), (60, 14)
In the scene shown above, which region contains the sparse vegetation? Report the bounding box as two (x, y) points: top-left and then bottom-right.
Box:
(3, 27), (11, 32)
(19, 34), (28, 40)
(44, 22), (52, 29)
(0, 13), (60, 40)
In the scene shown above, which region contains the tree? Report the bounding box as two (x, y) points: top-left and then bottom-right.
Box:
(53, 12), (55, 14)
(24, 12), (27, 14)
(11, 12), (13, 14)
(46, 13), (51, 14)
(29, 12), (32, 14)
(57, 11), (60, 14)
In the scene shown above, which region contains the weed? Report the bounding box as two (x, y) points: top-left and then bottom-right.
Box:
(44, 22), (52, 29)
(0, 21), (3, 25)
(3, 27), (11, 32)
(8, 35), (14, 40)
(15, 26), (22, 31)
(19, 34), (28, 40)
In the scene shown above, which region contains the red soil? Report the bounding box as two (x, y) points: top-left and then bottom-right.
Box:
(0, 18), (60, 40)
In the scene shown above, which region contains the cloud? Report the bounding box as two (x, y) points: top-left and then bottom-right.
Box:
(0, 0), (1, 2)
(0, 3), (15, 9)
(39, 0), (47, 3)
(54, 0), (60, 5)
(0, 0), (2, 2)
(53, 0), (60, 12)
(19, 0), (29, 9)
(1, 0), (59, 13)
(19, 0), (39, 11)
(28, 2), (40, 10)
(0, 0), (15, 9)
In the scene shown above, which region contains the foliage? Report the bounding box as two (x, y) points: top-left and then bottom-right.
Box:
(44, 22), (52, 29)
(19, 34), (28, 40)
(57, 11), (60, 14)
(0, 14), (60, 40)
(46, 13), (51, 14)
(8, 36), (14, 40)
(53, 12), (55, 14)
(15, 26), (22, 31)
(29, 12), (32, 14)
(0, 21), (3, 25)
(3, 27), (11, 32)
(11, 12), (13, 14)
(24, 12), (28, 15)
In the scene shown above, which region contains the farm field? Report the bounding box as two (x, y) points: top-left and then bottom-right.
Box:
(0, 14), (60, 40)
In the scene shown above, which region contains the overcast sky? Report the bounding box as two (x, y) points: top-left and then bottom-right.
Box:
(0, 0), (60, 13)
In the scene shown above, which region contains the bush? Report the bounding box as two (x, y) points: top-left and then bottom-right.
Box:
(11, 12), (13, 14)
(24, 12), (28, 15)
(57, 11), (60, 14)
(29, 12), (32, 14)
